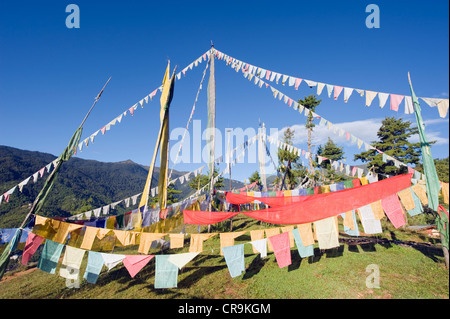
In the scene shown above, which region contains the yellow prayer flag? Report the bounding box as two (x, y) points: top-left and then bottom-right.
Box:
(169, 233), (185, 249)
(219, 231), (247, 255)
(441, 182), (449, 204)
(189, 233), (217, 253)
(360, 177), (369, 185)
(412, 184), (428, 205)
(398, 188), (415, 211)
(297, 223), (315, 246)
(343, 211), (355, 230)
(370, 200), (385, 220)
(138, 232), (167, 254)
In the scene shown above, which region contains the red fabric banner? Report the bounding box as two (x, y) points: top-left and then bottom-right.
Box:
(183, 210), (238, 225)
(225, 191), (314, 207)
(184, 174), (412, 225)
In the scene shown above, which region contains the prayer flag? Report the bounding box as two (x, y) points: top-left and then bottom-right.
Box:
(268, 232), (292, 268)
(123, 255), (154, 278)
(222, 244), (246, 277)
(408, 73), (440, 211)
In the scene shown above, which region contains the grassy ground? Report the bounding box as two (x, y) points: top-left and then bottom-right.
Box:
(0, 215), (448, 299)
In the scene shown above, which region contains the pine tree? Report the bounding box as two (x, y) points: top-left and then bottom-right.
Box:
(248, 170), (261, 184)
(298, 95), (321, 175)
(354, 117), (424, 177)
(149, 182), (182, 206)
(316, 137), (347, 183)
(275, 128), (308, 190)
(188, 164), (225, 191)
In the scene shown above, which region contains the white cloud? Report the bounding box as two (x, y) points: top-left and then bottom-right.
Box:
(272, 117), (449, 148)
(410, 131), (449, 146)
(423, 118), (449, 126)
(273, 118), (383, 147)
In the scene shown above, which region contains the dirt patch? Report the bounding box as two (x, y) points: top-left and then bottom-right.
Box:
(1, 267), (37, 283)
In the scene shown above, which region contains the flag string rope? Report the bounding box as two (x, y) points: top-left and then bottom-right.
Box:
(168, 52), (212, 181)
(212, 48), (448, 118)
(0, 49), (213, 208)
(215, 52), (426, 181)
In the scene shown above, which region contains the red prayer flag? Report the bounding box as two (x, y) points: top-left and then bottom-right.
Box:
(123, 255), (154, 278)
(381, 194), (406, 228)
(21, 233), (45, 265)
(268, 232), (291, 268)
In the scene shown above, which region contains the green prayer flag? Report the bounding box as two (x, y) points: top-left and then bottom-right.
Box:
(0, 228), (22, 279)
(408, 74), (440, 211)
(343, 180), (354, 189)
(436, 207), (449, 249)
(32, 126), (83, 215)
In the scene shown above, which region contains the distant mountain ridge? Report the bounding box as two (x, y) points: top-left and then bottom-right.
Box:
(0, 145), (245, 228)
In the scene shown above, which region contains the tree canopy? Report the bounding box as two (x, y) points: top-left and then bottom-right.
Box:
(316, 137), (347, 183)
(274, 128), (309, 190)
(354, 117), (424, 177)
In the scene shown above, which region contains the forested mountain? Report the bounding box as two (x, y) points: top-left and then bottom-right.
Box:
(0, 145), (244, 228)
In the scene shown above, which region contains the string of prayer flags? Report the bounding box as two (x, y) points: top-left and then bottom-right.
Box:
(214, 47), (448, 117)
(0, 161), (56, 208)
(258, 80), (421, 179)
(217, 48), (445, 186)
(75, 49), (211, 155)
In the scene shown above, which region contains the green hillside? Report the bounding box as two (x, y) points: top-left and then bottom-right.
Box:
(0, 145), (244, 228)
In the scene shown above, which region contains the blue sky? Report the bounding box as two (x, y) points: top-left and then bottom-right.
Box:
(0, 0), (448, 183)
